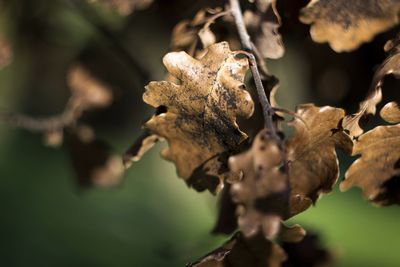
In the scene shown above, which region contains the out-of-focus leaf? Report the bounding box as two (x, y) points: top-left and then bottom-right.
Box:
(68, 64), (113, 112)
(43, 130), (64, 147)
(380, 101), (400, 123)
(65, 66), (120, 188)
(286, 104), (353, 215)
(143, 42), (254, 193)
(88, 0), (153, 15)
(188, 232), (287, 267)
(279, 224), (306, 243)
(282, 233), (333, 267)
(66, 126), (124, 188)
(244, 0), (284, 59)
(229, 129), (289, 238)
(341, 102), (400, 205)
(299, 0), (400, 52)
(171, 8), (222, 56)
(0, 38), (11, 69)
(212, 184), (238, 235)
(190, 231), (330, 267)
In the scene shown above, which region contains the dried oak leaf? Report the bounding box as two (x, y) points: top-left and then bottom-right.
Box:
(299, 0), (400, 52)
(244, 0), (285, 59)
(340, 102), (400, 205)
(342, 34), (400, 137)
(229, 129), (290, 238)
(286, 104), (353, 215)
(143, 42), (254, 193)
(188, 232), (287, 267)
(88, 0), (153, 15)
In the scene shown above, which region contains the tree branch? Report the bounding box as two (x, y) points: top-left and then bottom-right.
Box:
(0, 108), (76, 132)
(229, 0), (278, 138)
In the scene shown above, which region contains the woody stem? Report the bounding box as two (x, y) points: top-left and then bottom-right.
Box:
(229, 0), (278, 138)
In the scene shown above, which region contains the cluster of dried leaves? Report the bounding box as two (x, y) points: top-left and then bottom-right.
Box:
(123, 0), (400, 265)
(3, 0), (400, 266)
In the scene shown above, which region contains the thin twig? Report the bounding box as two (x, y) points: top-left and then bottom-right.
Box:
(229, 0), (278, 138)
(0, 97), (82, 133)
(0, 109), (75, 132)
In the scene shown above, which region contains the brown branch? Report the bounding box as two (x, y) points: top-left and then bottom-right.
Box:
(0, 65), (112, 134)
(229, 0), (278, 139)
(0, 108), (77, 133)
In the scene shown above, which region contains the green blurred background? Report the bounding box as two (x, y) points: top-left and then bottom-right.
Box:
(0, 1), (400, 266)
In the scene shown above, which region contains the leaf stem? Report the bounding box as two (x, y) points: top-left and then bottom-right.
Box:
(229, 0), (278, 138)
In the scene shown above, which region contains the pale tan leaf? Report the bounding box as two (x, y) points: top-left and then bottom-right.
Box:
(300, 0), (400, 52)
(143, 42), (254, 193)
(341, 102), (400, 205)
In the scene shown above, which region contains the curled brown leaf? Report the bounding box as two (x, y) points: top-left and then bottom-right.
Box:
(286, 104), (353, 215)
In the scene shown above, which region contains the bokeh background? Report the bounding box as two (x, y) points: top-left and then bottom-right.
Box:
(0, 0), (400, 266)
